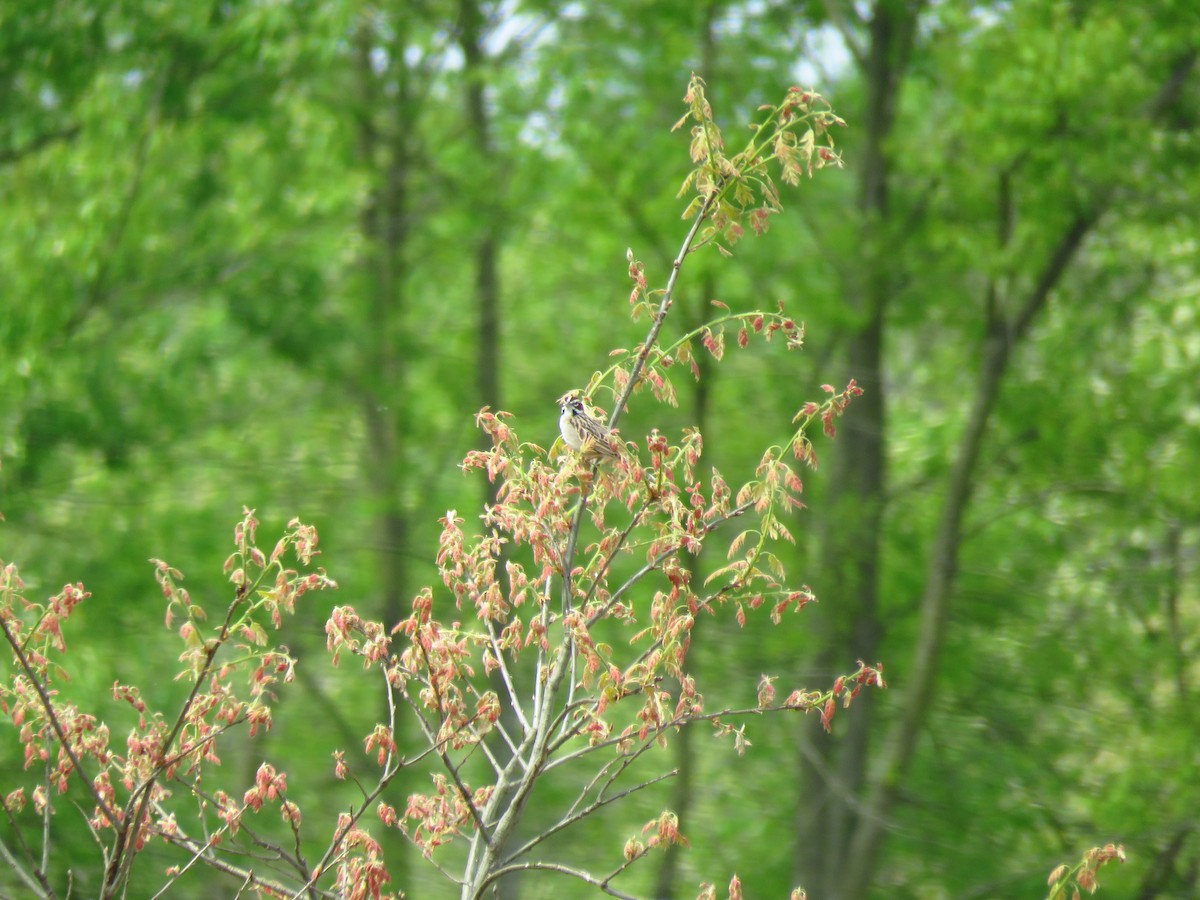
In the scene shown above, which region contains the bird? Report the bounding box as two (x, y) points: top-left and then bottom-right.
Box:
(558, 392), (622, 462)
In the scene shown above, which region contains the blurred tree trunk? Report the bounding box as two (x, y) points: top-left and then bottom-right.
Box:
(353, 10), (417, 888)
(459, 0), (502, 437)
(837, 47), (1196, 898)
(795, 1), (914, 896)
(457, 1), (519, 897)
(351, 6), (414, 615)
(795, 3), (1197, 894)
(353, 11), (412, 637)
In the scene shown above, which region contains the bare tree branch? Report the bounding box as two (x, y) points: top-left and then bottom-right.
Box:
(0, 798), (55, 899)
(482, 859), (640, 900)
(496, 769), (676, 872)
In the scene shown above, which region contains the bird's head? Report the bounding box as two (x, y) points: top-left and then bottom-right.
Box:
(558, 392), (585, 416)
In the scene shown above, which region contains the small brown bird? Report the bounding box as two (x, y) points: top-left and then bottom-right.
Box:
(557, 393), (621, 461)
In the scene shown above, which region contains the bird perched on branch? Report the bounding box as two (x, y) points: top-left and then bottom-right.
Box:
(557, 392), (623, 462)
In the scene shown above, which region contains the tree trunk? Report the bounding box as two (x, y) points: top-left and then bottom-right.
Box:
(794, 2), (912, 895)
(354, 10), (417, 888)
(834, 45), (1195, 897)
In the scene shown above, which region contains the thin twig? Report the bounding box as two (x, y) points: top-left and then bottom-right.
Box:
(152, 829), (314, 900)
(1, 799), (54, 898)
(483, 618), (530, 733)
(590, 499), (753, 626)
(108, 591), (251, 894)
(501, 763), (674, 867)
(291, 663), (409, 899)
(608, 191), (719, 434)
(480, 860), (639, 900)
(414, 640), (492, 843)
(0, 617), (117, 830)
(580, 504), (651, 608)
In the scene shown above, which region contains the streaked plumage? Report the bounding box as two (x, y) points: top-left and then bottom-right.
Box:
(558, 393), (621, 461)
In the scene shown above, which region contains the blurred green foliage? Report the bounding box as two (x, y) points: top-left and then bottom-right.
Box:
(1, 0), (1197, 897)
